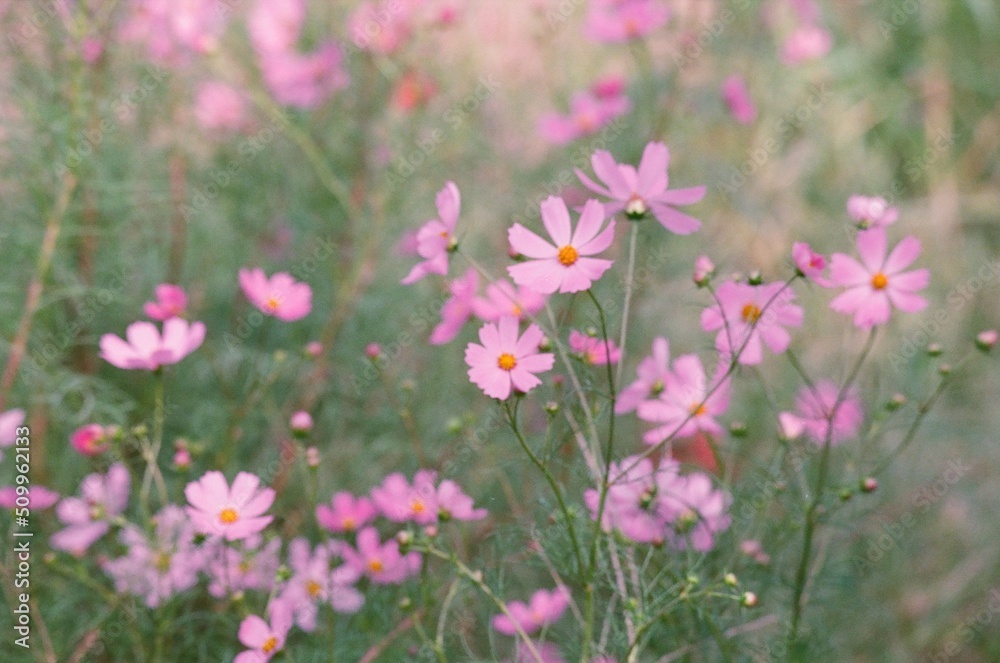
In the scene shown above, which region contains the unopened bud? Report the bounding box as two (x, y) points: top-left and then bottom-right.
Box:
(975, 330), (998, 352)
(926, 343), (943, 357)
(861, 477), (878, 493)
(693, 255), (715, 287)
(741, 591), (758, 607)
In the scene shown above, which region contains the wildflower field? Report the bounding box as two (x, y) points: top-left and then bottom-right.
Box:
(2, 1), (1000, 662)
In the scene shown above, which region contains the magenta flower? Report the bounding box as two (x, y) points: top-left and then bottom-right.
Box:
(100, 318), (205, 370)
(828, 228), (929, 328)
(538, 89), (630, 145)
(435, 480), (487, 521)
(143, 284), (188, 320)
(239, 268), (312, 321)
(70, 423), (114, 456)
(492, 586), (571, 636)
(846, 195), (898, 229)
(0, 409), (25, 447)
(234, 599), (293, 663)
(51, 463), (130, 556)
(701, 281), (803, 365)
(465, 318), (555, 400)
(568, 330), (621, 365)
(508, 197), (615, 294)
(194, 82), (248, 132)
(341, 527), (421, 584)
(794, 380), (864, 445)
(185, 471), (275, 541)
(616, 337), (670, 414)
(0, 485), (59, 510)
(430, 269), (479, 345)
(584, 0), (669, 43)
(721, 75), (756, 124)
(637, 355), (730, 444)
(576, 142), (706, 233)
(472, 279), (546, 323)
(401, 182), (462, 285)
(316, 491), (377, 533)
(792, 242), (830, 286)
(370, 470), (440, 525)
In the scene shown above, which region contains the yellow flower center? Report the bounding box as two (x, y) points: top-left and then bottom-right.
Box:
(238, 560), (252, 574)
(497, 353), (517, 371)
(219, 508), (239, 524)
(690, 404), (707, 417)
(265, 295), (281, 311)
(155, 553), (171, 572)
(511, 303), (523, 317)
(262, 636), (278, 653)
(871, 273), (888, 290)
(368, 559), (384, 574)
(741, 303), (761, 323)
(410, 499), (426, 514)
(306, 580), (322, 597)
(558, 245), (579, 266)
(341, 517), (356, 531)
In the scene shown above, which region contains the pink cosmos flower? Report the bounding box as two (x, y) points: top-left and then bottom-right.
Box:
(234, 598), (293, 663)
(794, 380), (864, 445)
(341, 527), (421, 584)
(657, 472), (732, 551)
(465, 318), (555, 400)
(239, 268), (313, 321)
(206, 535), (282, 597)
(584, 0), (670, 43)
(828, 228), (929, 328)
(637, 355), (730, 444)
(778, 411), (806, 440)
(316, 492), (377, 533)
(585, 455), (678, 544)
(143, 284), (188, 320)
(435, 479), (488, 521)
(508, 197), (615, 294)
(0, 409), (25, 447)
(693, 255), (715, 286)
(792, 242), (830, 286)
(120, 0), (227, 62)
(401, 182), (461, 285)
(781, 24), (833, 65)
(701, 281), (803, 365)
(576, 142), (706, 234)
(0, 485), (59, 510)
(70, 423), (114, 456)
(100, 318), (205, 370)
(194, 82), (248, 132)
(249, 0), (305, 54)
(846, 195), (898, 229)
(492, 586), (571, 636)
(472, 279), (546, 323)
(280, 538), (363, 631)
(616, 337), (670, 414)
(568, 330), (621, 365)
(185, 471), (275, 541)
(260, 44), (349, 108)
(370, 470), (439, 525)
(51, 463), (130, 556)
(538, 89), (630, 145)
(348, 0), (415, 54)
(721, 75), (757, 124)
(430, 269), (479, 345)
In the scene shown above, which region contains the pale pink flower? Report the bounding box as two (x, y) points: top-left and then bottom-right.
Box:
(472, 279), (546, 323)
(260, 44), (349, 108)
(637, 355), (730, 444)
(0, 409), (25, 447)
(781, 24), (833, 65)
(289, 411), (313, 434)
(584, 0), (670, 43)
(701, 281), (803, 365)
(316, 492), (377, 533)
(794, 380), (864, 445)
(465, 318), (555, 400)
(977, 329), (999, 351)
(657, 472), (731, 551)
(120, 0), (227, 62)
(568, 330), (621, 365)
(206, 535), (282, 597)
(508, 197), (615, 294)
(70, 424), (113, 456)
(721, 75), (756, 124)
(239, 268), (312, 321)
(576, 142), (706, 233)
(194, 82), (248, 132)
(348, 0), (414, 54)
(584, 455), (679, 544)
(184, 471), (275, 541)
(538, 90), (630, 145)
(430, 269), (479, 345)
(100, 318), (205, 370)
(280, 538), (363, 631)
(778, 411), (806, 440)
(370, 470), (439, 525)
(435, 480), (487, 521)
(828, 228), (929, 328)
(401, 182), (461, 285)
(340, 527), (421, 584)
(846, 195), (898, 229)
(0, 485), (59, 510)
(792, 242), (830, 285)
(249, 0), (305, 53)
(143, 284), (188, 320)
(616, 337), (670, 414)
(234, 598), (293, 663)
(492, 586), (571, 636)
(51, 463), (130, 555)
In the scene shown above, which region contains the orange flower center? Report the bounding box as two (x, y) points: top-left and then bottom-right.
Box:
(265, 296), (281, 311)
(219, 508), (239, 524)
(262, 636), (278, 654)
(741, 303), (761, 323)
(497, 353), (517, 371)
(368, 559), (384, 574)
(871, 273), (888, 290)
(306, 580), (322, 597)
(511, 303), (523, 317)
(690, 404), (707, 417)
(558, 245), (579, 266)
(341, 517), (356, 531)
(410, 499), (426, 514)
(576, 114), (596, 132)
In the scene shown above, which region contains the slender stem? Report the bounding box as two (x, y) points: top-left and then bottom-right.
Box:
(615, 225), (640, 387)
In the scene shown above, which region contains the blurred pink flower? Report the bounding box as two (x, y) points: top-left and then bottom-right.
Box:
(402, 181), (461, 285)
(794, 380), (864, 445)
(260, 44), (349, 108)
(316, 491), (377, 533)
(590, 75), (626, 99)
(617, 336), (670, 414)
(701, 281), (803, 364)
(370, 469), (440, 525)
(693, 255), (715, 286)
(792, 242), (830, 285)
(184, 471), (275, 541)
(70, 423), (113, 456)
(721, 75), (756, 124)
(781, 24), (833, 65)
(576, 142), (706, 233)
(100, 318), (205, 370)
(280, 538), (363, 631)
(249, 0), (305, 53)
(828, 228), (929, 328)
(120, 0), (226, 62)
(585, 455), (677, 544)
(538, 89), (630, 145)
(194, 82), (248, 132)
(430, 269), (479, 345)
(0, 485), (59, 510)
(235, 599), (293, 663)
(658, 471), (732, 551)
(472, 279), (546, 323)
(206, 535), (282, 597)
(505, 642), (567, 663)
(492, 586), (570, 635)
(290, 411), (313, 434)
(239, 268), (312, 321)
(637, 355), (730, 443)
(51, 463), (130, 556)
(341, 527), (421, 584)
(568, 330), (621, 365)
(435, 479), (487, 521)
(508, 197), (615, 294)
(584, 0), (669, 43)
(0, 409), (25, 447)
(143, 283), (188, 320)
(348, 0), (414, 54)
(465, 317), (554, 400)
(846, 195), (898, 229)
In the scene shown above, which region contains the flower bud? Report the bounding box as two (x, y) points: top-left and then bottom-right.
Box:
(290, 411), (313, 436)
(306, 446), (320, 468)
(305, 341), (323, 358)
(747, 270), (763, 286)
(729, 421), (748, 437)
(886, 393), (907, 411)
(976, 330), (998, 352)
(365, 343), (382, 361)
(724, 573), (738, 586)
(861, 477), (878, 493)
(544, 401), (560, 415)
(938, 363), (952, 376)
(693, 255), (715, 287)
(926, 343), (942, 357)
(741, 591), (758, 607)
(173, 447), (192, 470)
